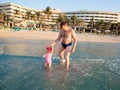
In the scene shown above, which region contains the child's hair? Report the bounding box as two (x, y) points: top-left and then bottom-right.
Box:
(46, 47), (52, 53)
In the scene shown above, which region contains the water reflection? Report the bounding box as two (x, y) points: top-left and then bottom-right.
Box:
(0, 42), (120, 59)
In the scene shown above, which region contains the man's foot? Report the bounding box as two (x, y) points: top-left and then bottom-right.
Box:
(60, 60), (65, 65)
(65, 67), (69, 72)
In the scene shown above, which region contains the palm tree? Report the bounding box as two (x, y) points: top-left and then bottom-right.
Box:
(56, 13), (66, 29)
(117, 22), (120, 30)
(26, 11), (32, 20)
(110, 23), (120, 35)
(14, 9), (20, 15)
(0, 13), (13, 27)
(56, 13), (66, 23)
(103, 22), (111, 30)
(95, 20), (105, 34)
(97, 20), (104, 30)
(78, 18), (85, 27)
(31, 14), (36, 21)
(41, 14), (45, 24)
(14, 9), (20, 26)
(65, 16), (71, 25)
(71, 15), (78, 26)
(89, 17), (94, 29)
(0, 13), (5, 26)
(36, 11), (41, 21)
(0, 12), (9, 26)
(44, 6), (52, 24)
(37, 11), (46, 28)
(0, 13), (5, 21)
(35, 11), (41, 28)
(117, 23), (120, 35)
(52, 16), (56, 24)
(87, 17), (95, 33)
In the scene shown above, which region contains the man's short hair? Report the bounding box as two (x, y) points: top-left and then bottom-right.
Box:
(60, 21), (67, 27)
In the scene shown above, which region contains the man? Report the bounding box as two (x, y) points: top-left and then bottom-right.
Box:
(51, 21), (77, 70)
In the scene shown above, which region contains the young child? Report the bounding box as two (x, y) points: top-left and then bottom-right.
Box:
(44, 46), (53, 70)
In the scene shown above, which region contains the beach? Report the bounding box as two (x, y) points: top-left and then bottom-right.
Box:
(0, 29), (120, 90)
(0, 29), (120, 44)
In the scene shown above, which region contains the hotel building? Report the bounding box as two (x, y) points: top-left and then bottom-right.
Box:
(0, 2), (120, 27)
(0, 2), (61, 27)
(65, 11), (120, 25)
(0, 2), (40, 21)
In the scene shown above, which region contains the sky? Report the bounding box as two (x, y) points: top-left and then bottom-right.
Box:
(0, 0), (120, 12)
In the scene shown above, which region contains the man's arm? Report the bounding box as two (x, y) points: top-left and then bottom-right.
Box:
(71, 29), (77, 53)
(51, 31), (61, 46)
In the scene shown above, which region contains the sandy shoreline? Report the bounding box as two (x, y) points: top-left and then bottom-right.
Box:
(0, 29), (120, 44)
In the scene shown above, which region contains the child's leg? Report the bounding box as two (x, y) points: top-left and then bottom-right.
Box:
(48, 60), (51, 69)
(45, 63), (47, 69)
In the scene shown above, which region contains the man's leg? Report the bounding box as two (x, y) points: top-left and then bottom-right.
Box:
(59, 44), (65, 64)
(64, 46), (71, 70)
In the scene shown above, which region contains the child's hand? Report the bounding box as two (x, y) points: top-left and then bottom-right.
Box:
(43, 54), (46, 58)
(50, 43), (55, 47)
(50, 44), (53, 47)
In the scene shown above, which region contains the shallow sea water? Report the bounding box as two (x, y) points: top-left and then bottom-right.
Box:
(0, 42), (120, 90)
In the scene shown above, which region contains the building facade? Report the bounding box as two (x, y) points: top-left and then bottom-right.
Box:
(0, 3), (40, 21)
(0, 2), (120, 27)
(65, 10), (120, 25)
(0, 14), (4, 26)
(0, 2), (61, 27)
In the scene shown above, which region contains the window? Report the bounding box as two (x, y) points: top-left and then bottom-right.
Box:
(114, 17), (118, 19)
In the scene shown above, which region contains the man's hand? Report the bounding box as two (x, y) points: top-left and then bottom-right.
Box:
(71, 29), (77, 53)
(71, 48), (75, 53)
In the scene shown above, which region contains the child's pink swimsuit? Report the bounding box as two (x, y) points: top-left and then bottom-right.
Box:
(45, 53), (52, 64)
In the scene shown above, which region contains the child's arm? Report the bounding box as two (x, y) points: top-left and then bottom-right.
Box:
(51, 47), (53, 54)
